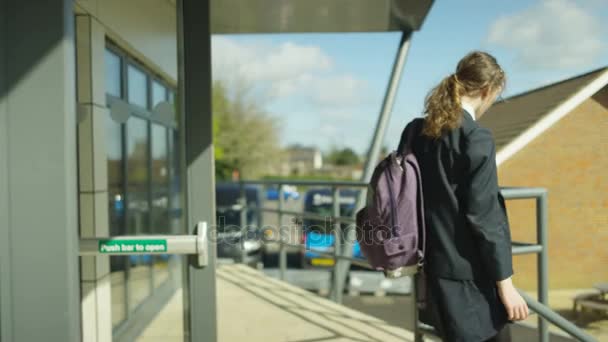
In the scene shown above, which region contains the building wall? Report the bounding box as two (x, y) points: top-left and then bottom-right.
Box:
(76, 0), (177, 82)
(497, 87), (608, 290)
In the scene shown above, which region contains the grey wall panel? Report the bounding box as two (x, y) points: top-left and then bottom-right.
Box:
(0, 0), (81, 341)
(0, 0), (11, 339)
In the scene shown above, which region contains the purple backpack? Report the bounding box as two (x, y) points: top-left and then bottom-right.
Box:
(355, 120), (425, 277)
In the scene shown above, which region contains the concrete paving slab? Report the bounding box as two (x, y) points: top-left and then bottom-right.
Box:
(137, 264), (424, 341)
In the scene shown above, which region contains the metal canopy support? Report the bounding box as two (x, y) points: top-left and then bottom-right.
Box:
(362, 31), (413, 182)
(178, 1), (218, 341)
(0, 0), (80, 341)
(333, 30), (413, 303)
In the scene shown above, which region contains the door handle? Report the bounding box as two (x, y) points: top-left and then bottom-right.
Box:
(80, 221), (209, 268)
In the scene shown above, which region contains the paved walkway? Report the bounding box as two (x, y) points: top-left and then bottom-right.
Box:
(137, 264), (607, 341)
(137, 264), (424, 341)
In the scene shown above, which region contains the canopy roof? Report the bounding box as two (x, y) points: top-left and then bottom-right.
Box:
(205, 0), (434, 33)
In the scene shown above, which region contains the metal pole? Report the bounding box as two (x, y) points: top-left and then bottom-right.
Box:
(413, 273), (424, 342)
(330, 186), (342, 303)
(512, 244), (543, 255)
(278, 184), (287, 281)
(336, 30), (413, 298)
(239, 181), (247, 263)
(537, 192), (549, 342)
(361, 30), (412, 183)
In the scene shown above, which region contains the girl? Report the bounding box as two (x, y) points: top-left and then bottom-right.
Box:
(401, 51), (529, 342)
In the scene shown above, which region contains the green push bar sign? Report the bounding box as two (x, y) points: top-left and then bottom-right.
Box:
(99, 239), (167, 254)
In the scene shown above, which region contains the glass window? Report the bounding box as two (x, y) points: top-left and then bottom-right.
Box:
(102, 46), (184, 336)
(168, 91), (175, 104)
(170, 130), (183, 235)
(105, 49), (122, 97)
(105, 115), (127, 328)
(152, 80), (167, 108)
(151, 124), (169, 287)
(126, 117), (152, 309)
(127, 64), (148, 108)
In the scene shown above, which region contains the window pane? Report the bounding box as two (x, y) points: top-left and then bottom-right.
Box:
(152, 81), (167, 108)
(168, 91), (175, 104)
(127, 64), (148, 108)
(126, 117), (152, 309)
(105, 50), (121, 97)
(151, 124), (169, 287)
(170, 130), (183, 234)
(105, 114), (127, 328)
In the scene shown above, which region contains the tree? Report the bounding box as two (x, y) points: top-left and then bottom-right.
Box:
(213, 81), (230, 178)
(213, 79), (283, 180)
(326, 147), (360, 166)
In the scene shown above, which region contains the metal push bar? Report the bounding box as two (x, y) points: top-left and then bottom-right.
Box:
(79, 221), (209, 268)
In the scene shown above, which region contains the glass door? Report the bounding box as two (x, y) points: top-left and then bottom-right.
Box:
(104, 47), (189, 341)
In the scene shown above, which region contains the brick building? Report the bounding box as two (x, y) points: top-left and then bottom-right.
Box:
(480, 67), (608, 290)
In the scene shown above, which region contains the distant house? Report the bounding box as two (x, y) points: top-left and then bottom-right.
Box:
(479, 67), (608, 290)
(285, 145), (323, 175)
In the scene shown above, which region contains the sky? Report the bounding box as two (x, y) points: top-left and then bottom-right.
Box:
(210, 0), (608, 155)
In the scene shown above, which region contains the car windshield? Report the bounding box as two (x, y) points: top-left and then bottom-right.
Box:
(215, 184), (260, 233)
(304, 191), (357, 234)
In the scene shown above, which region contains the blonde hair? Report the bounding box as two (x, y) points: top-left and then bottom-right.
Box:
(422, 51), (506, 138)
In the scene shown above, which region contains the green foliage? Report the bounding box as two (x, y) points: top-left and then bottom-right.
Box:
(325, 147), (360, 166)
(212, 79), (282, 180)
(213, 81), (227, 167)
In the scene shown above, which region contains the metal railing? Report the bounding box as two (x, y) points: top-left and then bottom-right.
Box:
(232, 180), (596, 342)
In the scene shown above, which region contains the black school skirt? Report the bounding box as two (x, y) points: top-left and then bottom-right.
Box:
(418, 272), (511, 342)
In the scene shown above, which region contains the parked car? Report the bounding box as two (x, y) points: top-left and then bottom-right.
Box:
(300, 188), (364, 268)
(215, 182), (264, 266)
(266, 184), (300, 201)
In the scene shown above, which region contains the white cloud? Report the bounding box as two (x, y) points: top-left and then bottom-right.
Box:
(212, 37), (331, 82)
(487, 0), (604, 69)
(211, 37), (365, 108)
(319, 123), (338, 136)
(312, 75), (367, 107)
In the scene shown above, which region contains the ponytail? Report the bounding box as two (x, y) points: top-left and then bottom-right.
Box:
(422, 74), (464, 138)
(421, 51), (506, 139)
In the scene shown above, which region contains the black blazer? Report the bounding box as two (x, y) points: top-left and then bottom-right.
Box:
(399, 111), (513, 281)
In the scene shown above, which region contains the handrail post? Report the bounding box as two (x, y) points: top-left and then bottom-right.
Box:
(330, 186), (343, 303)
(537, 191), (549, 342)
(413, 273), (424, 342)
(278, 184), (287, 281)
(239, 181), (247, 263)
